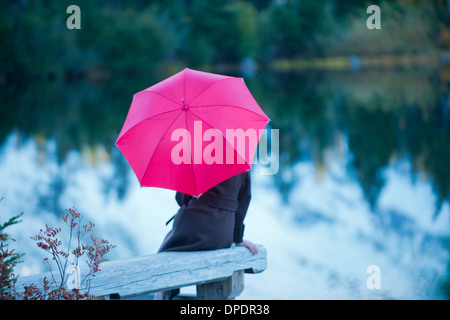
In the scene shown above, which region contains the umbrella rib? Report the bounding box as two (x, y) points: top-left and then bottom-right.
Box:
(188, 104), (269, 121)
(117, 108), (182, 142)
(188, 110), (253, 168)
(141, 110), (184, 184)
(187, 77), (235, 105)
(143, 90), (183, 106)
(184, 111), (199, 196)
(183, 69), (186, 103)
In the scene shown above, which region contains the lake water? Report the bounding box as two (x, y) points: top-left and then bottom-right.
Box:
(1, 68), (449, 299)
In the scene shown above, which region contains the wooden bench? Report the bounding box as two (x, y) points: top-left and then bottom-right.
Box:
(15, 244), (267, 300)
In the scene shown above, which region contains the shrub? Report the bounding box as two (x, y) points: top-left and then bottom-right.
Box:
(25, 207), (116, 300)
(0, 202), (24, 300)
(1, 204), (116, 300)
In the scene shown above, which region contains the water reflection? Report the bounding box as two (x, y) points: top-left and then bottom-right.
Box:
(253, 68), (450, 215)
(1, 66), (450, 299)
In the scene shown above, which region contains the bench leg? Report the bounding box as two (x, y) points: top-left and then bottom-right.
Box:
(196, 270), (244, 300)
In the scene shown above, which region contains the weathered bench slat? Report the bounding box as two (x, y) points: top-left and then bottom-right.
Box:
(91, 245), (266, 299)
(15, 244), (267, 300)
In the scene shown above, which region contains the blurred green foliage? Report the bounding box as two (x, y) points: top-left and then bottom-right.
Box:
(1, 0), (449, 205)
(0, 0), (449, 206)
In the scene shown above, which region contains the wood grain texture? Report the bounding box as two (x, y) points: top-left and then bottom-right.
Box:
(15, 244), (267, 299)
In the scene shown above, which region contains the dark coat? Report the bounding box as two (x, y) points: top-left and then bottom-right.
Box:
(158, 171), (251, 252)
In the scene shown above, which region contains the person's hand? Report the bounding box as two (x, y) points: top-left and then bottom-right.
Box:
(236, 240), (259, 255)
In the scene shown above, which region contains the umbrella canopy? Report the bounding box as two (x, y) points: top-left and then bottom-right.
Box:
(116, 68), (269, 197)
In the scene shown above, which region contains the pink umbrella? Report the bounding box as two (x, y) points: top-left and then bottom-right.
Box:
(116, 68), (269, 197)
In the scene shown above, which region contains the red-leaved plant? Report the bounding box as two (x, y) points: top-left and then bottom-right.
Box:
(25, 207), (116, 300)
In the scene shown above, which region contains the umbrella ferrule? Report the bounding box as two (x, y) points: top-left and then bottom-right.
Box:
(182, 98), (188, 110)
